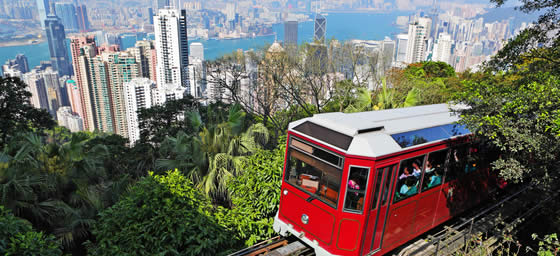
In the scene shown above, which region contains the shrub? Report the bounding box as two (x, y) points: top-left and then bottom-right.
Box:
(217, 138), (286, 246)
(88, 170), (236, 256)
(0, 206), (61, 256)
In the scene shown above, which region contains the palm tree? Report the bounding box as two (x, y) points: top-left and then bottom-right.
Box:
(156, 104), (270, 205)
(345, 77), (419, 112)
(0, 131), (124, 253)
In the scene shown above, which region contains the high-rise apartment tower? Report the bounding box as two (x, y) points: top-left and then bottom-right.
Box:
(154, 8), (190, 93)
(45, 14), (72, 76)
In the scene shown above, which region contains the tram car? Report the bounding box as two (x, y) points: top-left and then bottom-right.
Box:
(273, 104), (495, 256)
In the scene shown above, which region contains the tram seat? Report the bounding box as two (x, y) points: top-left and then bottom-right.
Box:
(357, 197), (364, 210)
(300, 174), (319, 193)
(319, 185), (338, 203)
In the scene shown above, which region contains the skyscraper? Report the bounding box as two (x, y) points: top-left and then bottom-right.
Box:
(104, 51), (140, 137)
(154, 8), (190, 92)
(405, 17), (431, 64)
(54, 2), (78, 32)
(66, 79), (83, 118)
(381, 37), (396, 70)
(14, 54), (29, 73)
(148, 7), (154, 24)
(190, 42), (204, 61)
(188, 58), (205, 98)
(36, 0), (50, 28)
(70, 35), (97, 131)
(42, 67), (61, 118)
(88, 53), (115, 133)
(130, 40), (157, 81)
(2, 54), (29, 77)
(432, 33), (453, 64)
(395, 34), (408, 63)
(104, 33), (123, 49)
(157, 0), (170, 10)
(45, 14), (72, 76)
(314, 13), (326, 43)
(284, 20), (298, 47)
(57, 106), (83, 132)
(123, 78), (155, 144)
(76, 5), (90, 32)
(23, 69), (48, 110)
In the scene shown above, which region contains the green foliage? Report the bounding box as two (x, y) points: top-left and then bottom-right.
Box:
(138, 96), (198, 145)
(0, 131), (134, 253)
(404, 61), (456, 79)
(0, 206), (61, 256)
(156, 103), (270, 205)
(456, 72), (560, 184)
(88, 170), (236, 256)
(343, 77), (420, 112)
(0, 76), (55, 146)
(532, 233), (559, 256)
(216, 138), (286, 246)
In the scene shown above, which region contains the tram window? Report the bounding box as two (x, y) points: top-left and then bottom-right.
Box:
(381, 166), (395, 205)
(447, 145), (470, 180)
(465, 145), (481, 174)
(285, 149), (342, 208)
(394, 155), (425, 202)
(344, 166), (370, 212)
(421, 150), (448, 191)
(371, 168), (384, 210)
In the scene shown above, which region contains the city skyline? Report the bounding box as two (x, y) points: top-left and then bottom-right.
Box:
(0, 0), (542, 139)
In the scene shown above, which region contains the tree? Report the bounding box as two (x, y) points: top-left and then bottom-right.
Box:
(456, 71), (560, 185)
(216, 138), (286, 246)
(0, 131), (132, 254)
(0, 206), (61, 256)
(88, 170), (236, 256)
(137, 96), (198, 145)
(0, 76), (55, 146)
(156, 105), (270, 206)
(344, 77), (419, 112)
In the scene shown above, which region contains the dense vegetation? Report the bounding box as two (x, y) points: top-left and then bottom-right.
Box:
(1, 0), (560, 254)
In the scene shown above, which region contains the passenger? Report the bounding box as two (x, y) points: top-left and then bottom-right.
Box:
(412, 160), (422, 177)
(348, 175), (361, 195)
(399, 166), (413, 180)
(424, 160), (434, 174)
(428, 167), (443, 187)
(399, 176), (418, 196)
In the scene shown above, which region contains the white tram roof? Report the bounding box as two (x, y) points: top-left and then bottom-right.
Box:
(288, 103), (471, 158)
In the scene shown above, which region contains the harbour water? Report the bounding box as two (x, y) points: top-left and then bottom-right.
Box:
(0, 12), (408, 75)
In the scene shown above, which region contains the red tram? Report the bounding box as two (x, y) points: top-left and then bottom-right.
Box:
(273, 104), (494, 256)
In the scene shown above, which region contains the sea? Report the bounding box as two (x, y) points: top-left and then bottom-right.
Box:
(0, 12), (408, 76)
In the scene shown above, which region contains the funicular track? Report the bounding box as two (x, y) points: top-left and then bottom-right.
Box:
(228, 236), (312, 256)
(229, 184), (558, 256)
(397, 183), (560, 256)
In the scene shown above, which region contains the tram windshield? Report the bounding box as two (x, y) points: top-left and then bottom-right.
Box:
(285, 139), (343, 208)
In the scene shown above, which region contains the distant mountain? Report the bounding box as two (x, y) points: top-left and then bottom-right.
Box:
(475, 6), (541, 24)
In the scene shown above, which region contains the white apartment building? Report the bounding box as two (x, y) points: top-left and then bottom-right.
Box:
(123, 78), (155, 144)
(406, 17), (431, 64)
(154, 8), (190, 92)
(432, 33), (453, 64)
(395, 34), (409, 64)
(57, 106), (84, 132)
(190, 42), (204, 61)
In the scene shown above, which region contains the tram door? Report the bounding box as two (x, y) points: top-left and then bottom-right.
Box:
(361, 163), (398, 255)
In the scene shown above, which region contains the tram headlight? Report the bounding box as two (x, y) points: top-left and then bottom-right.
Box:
(301, 214), (309, 225)
(283, 189), (288, 195)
